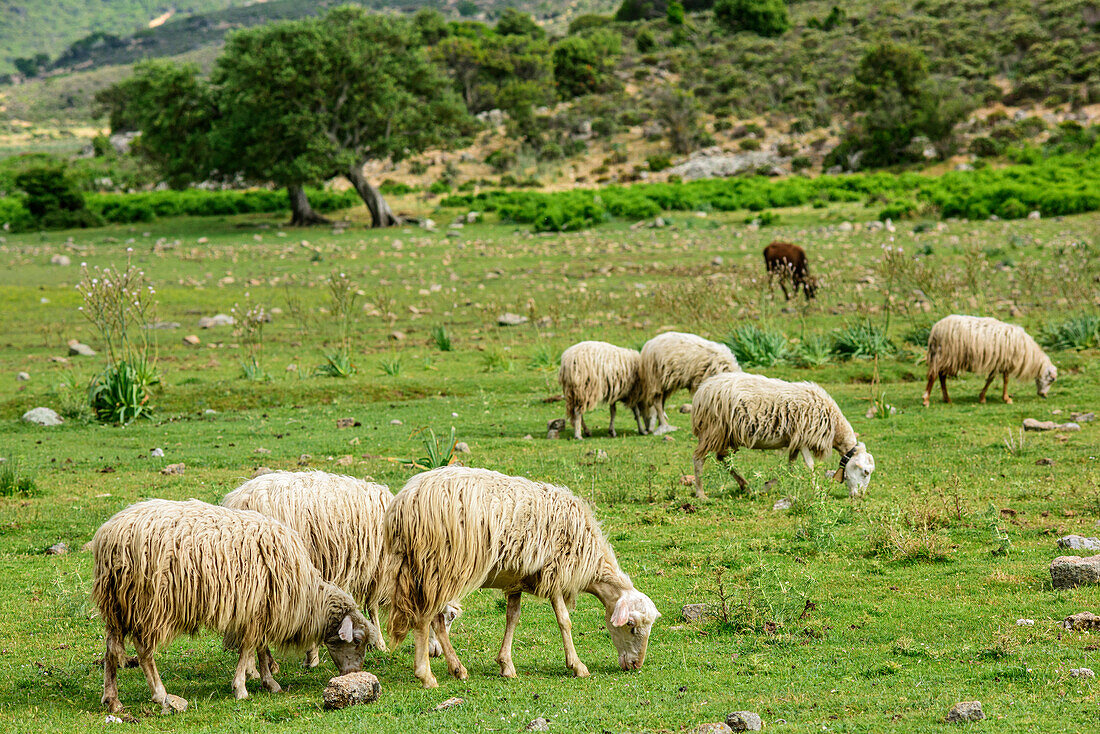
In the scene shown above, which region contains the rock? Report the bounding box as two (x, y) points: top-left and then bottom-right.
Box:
(1064, 612), (1100, 630)
(682, 603), (709, 622)
(498, 312), (528, 326)
(945, 701), (984, 723)
(323, 671), (380, 709)
(150, 448), (164, 457)
(1070, 668), (1095, 679)
(1036, 457), (1054, 466)
(160, 694), (188, 714)
(587, 449), (608, 463)
(336, 418), (358, 429)
(50, 254), (71, 266)
(1024, 418), (1056, 431)
(838, 221), (853, 232)
(665, 150), (784, 182)
(182, 335), (201, 346)
(466, 211), (480, 224)
(389, 331), (407, 341)
(679, 403), (692, 414)
(298, 454), (312, 465)
(1015, 619), (1034, 626)
(725, 711), (763, 731)
(251, 466), (273, 478)
(690, 724), (732, 734)
(525, 718), (550, 731)
(390, 419), (403, 426)
(711, 256), (724, 266)
(160, 463), (185, 476)
(434, 697), (464, 711)
(476, 108), (505, 127)
(67, 339), (96, 356)
(1059, 422), (1082, 432)
(108, 131), (139, 155)
(198, 314), (235, 328)
(146, 321), (180, 330)
(454, 442), (470, 454)
(420, 218), (437, 231)
(1058, 535), (1100, 551)
(1028, 210), (1041, 220)
(547, 418), (567, 439)
(22, 407), (62, 426)
(773, 497), (793, 511)
(45, 542), (68, 556)
(16, 371), (29, 381)
(1050, 555), (1100, 588)
(105, 715), (123, 723)
(1071, 412), (1095, 423)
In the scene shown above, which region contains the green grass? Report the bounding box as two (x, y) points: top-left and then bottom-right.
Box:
(0, 201), (1098, 732)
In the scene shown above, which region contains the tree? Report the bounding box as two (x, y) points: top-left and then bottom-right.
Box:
(496, 8), (544, 39)
(552, 30), (622, 99)
(15, 166), (99, 229)
(412, 8), (450, 45)
(667, 0), (685, 25)
(436, 30), (553, 114)
(13, 53), (49, 77)
(653, 86), (703, 154)
(713, 0), (790, 37)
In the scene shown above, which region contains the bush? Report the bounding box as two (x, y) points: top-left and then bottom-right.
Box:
(725, 324), (789, 367)
(791, 155), (812, 171)
(996, 197), (1028, 219)
(0, 458), (38, 498)
(713, 0), (791, 37)
(739, 138), (762, 151)
(832, 321), (895, 359)
(553, 30), (621, 99)
(647, 154), (673, 172)
(1041, 314), (1100, 350)
(635, 28), (656, 53)
(88, 360), (157, 424)
(794, 335), (831, 367)
(667, 0), (685, 25)
(14, 166), (101, 230)
(969, 136), (1003, 157)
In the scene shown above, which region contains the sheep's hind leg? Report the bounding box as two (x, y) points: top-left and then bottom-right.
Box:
(1001, 373), (1013, 403)
(978, 371), (996, 403)
(101, 626), (125, 713)
(132, 635), (186, 714)
(431, 611), (468, 681)
(939, 374), (951, 403)
(302, 646), (319, 669)
(232, 648), (254, 700)
(608, 402), (618, 438)
(692, 452), (708, 500)
(571, 409), (584, 441)
(258, 647), (282, 693)
(369, 602), (387, 652)
(722, 453), (750, 493)
(496, 592), (522, 678)
(632, 406), (647, 435)
(550, 594), (589, 678)
(413, 620), (438, 688)
(922, 370), (936, 407)
(652, 392), (677, 434)
(799, 447), (815, 471)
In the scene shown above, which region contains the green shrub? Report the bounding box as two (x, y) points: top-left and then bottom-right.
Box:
(794, 335), (832, 367)
(647, 154), (673, 172)
(791, 155), (812, 171)
(725, 324), (789, 367)
(969, 136), (1003, 157)
(832, 321), (895, 360)
(1041, 314), (1100, 350)
(903, 324), (932, 346)
(667, 0), (685, 25)
(713, 0), (790, 37)
(0, 458), (38, 498)
(739, 138), (761, 151)
(88, 360), (157, 424)
(635, 28), (656, 53)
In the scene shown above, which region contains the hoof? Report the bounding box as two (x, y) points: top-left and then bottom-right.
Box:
(573, 664), (590, 678)
(652, 425), (677, 435)
(263, 680), (283, 694)
(102, 697), (123, 714)
(419, 676), (439, 689)
(451, 665), (468, 680)
(499, 666), (516, 678)
(233, 688), (249, 701)
(1004, 397), (1013, 404)
(160, 695), (188, 714)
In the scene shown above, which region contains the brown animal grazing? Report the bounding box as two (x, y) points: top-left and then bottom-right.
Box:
(763, 241), (817, 300)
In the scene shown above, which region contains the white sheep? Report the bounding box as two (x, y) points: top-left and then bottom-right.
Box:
(558, 340), (647, 439)
(640, 331), (740, 435)
(691, 372), (875, 499)
(922, 314), (1057, 406)
(222, 470), (458, 666)
(92, 499), (369, 714)
(384, 466), (661, 688)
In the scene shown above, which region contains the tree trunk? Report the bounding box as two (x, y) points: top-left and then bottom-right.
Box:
(346, 165), (399, 228)
(287, 184), (331, 226)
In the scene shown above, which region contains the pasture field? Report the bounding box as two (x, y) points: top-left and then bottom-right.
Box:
(0, 200), (1098, 733)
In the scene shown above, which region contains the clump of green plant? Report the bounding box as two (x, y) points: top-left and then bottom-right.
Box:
(0, 458), (38, 497)
(831, 320), (895, 359)
(982, 503), (1013, 556)
(233, 300), (270, 381)
(718, 561), (817, 636)
(316, 271), (361, 377)
(431, 325), (452, 352)
(902, 323), (932, 346)
(1041, 313), (1099, 350)
(528, 342), (560, 370)
(795, 486), (849, 552)
(725, 324), (788, 367)
(379, 356), (403, 377)
(76, 256), (160, 424)
(793, 335), (830, 367)
(866, 506), (951, 563)
(403, 426), (457, 471)
(481, 348), (514, 373)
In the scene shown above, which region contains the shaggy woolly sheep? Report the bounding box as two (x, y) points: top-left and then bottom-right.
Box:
(691, 372), (875, 499)
(558, 341), (647, 439)
(640, 331), (740, 435)
(222, 470), (458, 665)
(385, 466), (661, 688)
(93, 499), (369, 713)
(922, 315), (1057, 406)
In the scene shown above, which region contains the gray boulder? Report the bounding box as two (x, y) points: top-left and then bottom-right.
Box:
(726, 711), (763, 731)
(67, 340), (96, 356)
(666, 149), (784, 182)
(1058, 535), (1100, 551)
(198, 314), (235, 328)
(945, 701), (984, 723)
(1050, 555), (1100, 589)
(22, 407), (63, 426)
(323, 671), (380, 709)
(498, 313), (528, 326)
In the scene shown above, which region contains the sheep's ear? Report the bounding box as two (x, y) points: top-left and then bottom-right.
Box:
(611, 599), (631, 627)
(338, 615), (354, 643)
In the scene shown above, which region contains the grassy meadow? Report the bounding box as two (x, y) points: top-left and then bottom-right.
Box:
(0, 199), (1098, 733)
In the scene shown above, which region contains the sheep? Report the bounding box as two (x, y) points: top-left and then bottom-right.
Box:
(93, 499), (369, 714)
(384, 466), (661, 688)
(922, 314), (1058, 406)
(222, 470), (459, 666)
(558, 340), (648, 439)
(639, 331), (740, 435)
(691, 372), (875, 499)
(763, 241), (817, 301)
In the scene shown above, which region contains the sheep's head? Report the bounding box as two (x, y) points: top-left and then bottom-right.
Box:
(605, 589), (660, 671)
(324, 607), (369, 675)
(1036, 364), (1057, 397)
(833, 442), (875, 496)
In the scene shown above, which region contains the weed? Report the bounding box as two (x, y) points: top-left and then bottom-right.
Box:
(232, 299), (269, 380)
(88, 358), (157, 424)
(1003, 428), (1025, 456)
(431, 325), (452, 352)
(379, 356), (403, 377)
(528, 342), (560, 370)
(793, 334), (831, 367)
(726, 561), (817, 636)
(0, 459), (38, 497)
(1041, 313), (1100, 350)
(982, 503), (1013, 556)
(315, 351), (355, 378)
(481, 349), (514, 373)
(832, 320), (895, 360)
(795, 486), (849, 552)
(403, 426), (457, 471)
(725, 324), (789, 367)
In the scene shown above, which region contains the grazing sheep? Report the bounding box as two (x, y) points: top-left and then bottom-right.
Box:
(922, 315), (1057, 406)
(385, 466), (661, 688)
(640, 331), (739, 435)
(558, 341), (647, 439)
(763, 241), (817, 301)
(223, 470), (459, 665)
(691, 372), (875, 499)
(93, 499), (369, 714)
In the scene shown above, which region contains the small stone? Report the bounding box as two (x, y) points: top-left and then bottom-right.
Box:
(1016, 619), (1034, 626)
(525, 718), (550, 732)
(50, 254), (71, 266)
(682, 603), (709, 622)
(945, 701), (983, 723)
(390, 419), (403, 426)
(587, 449), (609, 463)
(680, 475), (695, 486)
(389, 331), (407, 341)
(22, 407), (63, 426)
(323, 671), (380, 709)
(725, 711), (763, 731)
(1063, 612), (1100, 631)
(336, 418), (358, 429)
(16, 371), (29, 381)
(105, 715), (123, 723)
(679, 403), (692, 414)
(336, 455), (355, 466)
(1070, 668), (1095, 679)
(150, 448), (164, 457)
(547, 429), (559, 439)
(160, 694), (188, 714)
(1028, 210), (1041, 220)
(198, 314), (234, 328)
(254, 447), (271, 454)
(523, 434), (534, 440)
(183, 335), (200, 346)
(498, 312), (528, 326)
(1036, 457), (1054, 466)
(1023, 418), (1056, 431)
(160, 463), (185, 476)
(690, 724), (731, 734)
(434, 697), (464, 711)
(1051, 555), (1100, 588)
(1071, 412), (1095, 423)
(1058, 535), (1100, 551)
(251, 466), (273, 478)
(298, 454), (313, 465)
(711, 256), (724, 266)
(1058, 422), (1081, 432)
(45, 542), (69, 556)
(203, 409), (216, 415)
(67, 339), (96, 356)
(773, 497), (793, 511)
(453, 442), (470, 454)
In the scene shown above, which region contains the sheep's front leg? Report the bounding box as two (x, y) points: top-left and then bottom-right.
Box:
(550, 594), (589, 678)
(692, 451), (708, 500)
(977, 371), (996, 403)
(922, 370), (936, 407)
(232, 648), (254, 700)
(133, 636), (186, 713)
(799, 447), (815, 471)
(632, 406), (647, 435)
(939, 374), (951, 403)
(1001, 373), (1013, 404)
(302, 646), (319, 669)
(721, 452), (749, 493)
(496, 592), (522, 678)
(608, 402), (618, 438)
(369, 602), (387, 652)
(431, 611), (468, 681)
(258, 647), (282, 693)
(413, 620), (438, 688)
(571, 409), (585, 440)
(101, 627), (125, 713)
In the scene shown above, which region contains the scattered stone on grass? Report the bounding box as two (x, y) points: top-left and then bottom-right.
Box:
(945, 701), (984, 723)
(336, 455), (355, 466)
(1070, 668), (1095, 679)
(336, 418), (359, 429)
(50, 254), (71, 266)
(1023, 418), (1080, 432)
(198, 314), (235, 328)
(182, 335), (201, 346)
(690, 724), (732, 734)
(454, 442), (471, 454)
(67, 339), (96, 356)
(254, 447), (271, 454)
(160, 694), (187, 714)
(679, 403), (692, 414)
(298, 454), (312, 465)
(1071, 412), (1095, 423)
(16, 371), (29, 381)
(1016, 619), (1035, 626)
(1051, 555), (1100, 588)
(252, 466), (273, 478)
(498, 313), (528, 326)
(160, 463), (185, 476)
(390, 419), (403, 426)
(389, 331), (407, 341)
(773, 497), (793, 511)
(523, 434), (533, 440)
(1036, 457), (1054, 465)
(586, 449), (608, 463)
(1058, 535), (1100, 551)
(45, 542), (68, 556)
(525, 718), (550, 731)
(434, 697), (464, 711)
(681, 603), (710, 622)
(150, 448), (164, 457)
(323, 671), (381, 709)
(22, 407), (63, 426)
(680, 475), (695, 486)
(1063, 612), (1100, 631)
(725, 711), (763, 731)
